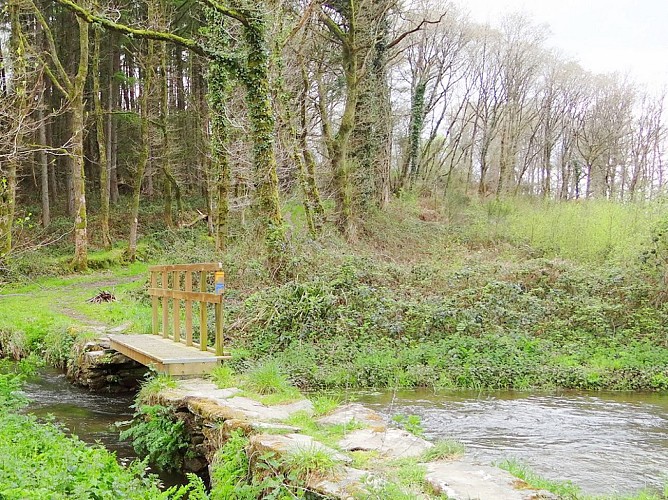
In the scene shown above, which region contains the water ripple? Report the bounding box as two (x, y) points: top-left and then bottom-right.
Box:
(357, 389), (668, 495)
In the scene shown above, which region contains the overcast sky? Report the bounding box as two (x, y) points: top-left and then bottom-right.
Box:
(455, 0), (668, 92)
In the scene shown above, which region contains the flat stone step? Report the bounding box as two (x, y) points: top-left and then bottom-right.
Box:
(108, 334), (230, 376)
(425, 461), (557, 500)
(339, 428), (433, 459)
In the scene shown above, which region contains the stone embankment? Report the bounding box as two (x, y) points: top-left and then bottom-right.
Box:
(67, 337), (148, 391)
(149, 379), (555, 499)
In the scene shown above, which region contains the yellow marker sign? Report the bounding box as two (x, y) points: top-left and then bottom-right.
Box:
(214, 271), (225, 295)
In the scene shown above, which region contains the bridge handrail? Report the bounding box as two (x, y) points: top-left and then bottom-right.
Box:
(148, 262), (225, 356)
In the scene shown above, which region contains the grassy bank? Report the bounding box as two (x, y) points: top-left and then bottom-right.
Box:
(0, 366), (206, 499)
(221, 197), (668, 391)
(2, 196), (668, 391)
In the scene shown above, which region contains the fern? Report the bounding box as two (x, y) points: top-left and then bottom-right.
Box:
(120, 405), (189, 472)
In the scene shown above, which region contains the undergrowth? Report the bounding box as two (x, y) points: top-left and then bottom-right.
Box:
(227, 252), (668, 391)
(119, 404), (190, 472)
(0, 370), (204, 499)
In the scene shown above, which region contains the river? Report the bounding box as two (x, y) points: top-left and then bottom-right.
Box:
(21, 367), (185, 488)
(357, 389), (668, 496)
(18, 370), (668, 496)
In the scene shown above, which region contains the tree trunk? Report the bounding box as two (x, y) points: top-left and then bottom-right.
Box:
(127, 43), (152, 262)
(401, 80), (426, 190)
(330, 50), (359, 238)
(38, 104), (50, 228)
(109, 31), (120, 204)
(70, 15), (90, 271)
(93, 28), (111, 248)
(159, 40), (175, 227)
(207, 62), (230, 251)
(299, 65), (324, 229)
(241, 20), (286, 267)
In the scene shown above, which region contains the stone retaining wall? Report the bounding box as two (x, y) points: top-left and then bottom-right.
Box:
(67, 337), (148, 392)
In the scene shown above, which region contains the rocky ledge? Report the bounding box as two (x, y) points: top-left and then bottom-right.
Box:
(148, 378), (556, 499)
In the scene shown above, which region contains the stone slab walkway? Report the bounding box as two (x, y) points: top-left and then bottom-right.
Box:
(156, 379), (557, 499)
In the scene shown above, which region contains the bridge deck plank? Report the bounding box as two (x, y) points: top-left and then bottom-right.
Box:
(108, 334), (230, 376)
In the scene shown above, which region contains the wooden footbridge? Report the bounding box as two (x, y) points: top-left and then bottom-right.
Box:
(109, 263), (230, 376)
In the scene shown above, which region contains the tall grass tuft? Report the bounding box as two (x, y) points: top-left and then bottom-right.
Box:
(210, 365), (236, 388)
(282, 445), (340, 482)
(421, 439), (466, 461)
(498, 458), (580, 498)
(245, 360), (296, 396)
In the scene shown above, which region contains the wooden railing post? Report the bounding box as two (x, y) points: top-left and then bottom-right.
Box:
(151, 271), (158, 335)
(214, 267), (225, 356)
(185, 272), (193, 346)
(161, 269), (169, 338)
(199, 270), (207, 351)
(172, 270), (181, 343)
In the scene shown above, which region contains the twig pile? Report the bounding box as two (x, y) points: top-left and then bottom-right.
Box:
(87, 290), (116, 303)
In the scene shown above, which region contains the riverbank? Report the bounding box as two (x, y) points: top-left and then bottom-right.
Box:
(1, 196), (668, 497)
(3, 198), (668, 392)
(123, 372), (556, 499)
(0, 366), (207, 499)
(3, 358), (667, 499)
(119, 367), (667, 499)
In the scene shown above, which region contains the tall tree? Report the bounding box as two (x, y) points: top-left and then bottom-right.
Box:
(32, 0), (91, 269)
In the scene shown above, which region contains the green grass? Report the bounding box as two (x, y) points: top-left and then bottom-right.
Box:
(480, 198), (662, 264)
(137, 373), (177, 404)
(309, 394), (341, 416)
(421, 439), (465, 461)
(244, 360), (296, 395)
(0, 372), (178, 499)
(282, 410), (364, 448)
(281, 445), (341, 482)
(209, 362), (303, 405)
(498, 458), (581, 498)
(0, 264), (151, 365)
(373, 457), (444, 498)
(210, 365), (235, 388)
(350, 450), (380, 469)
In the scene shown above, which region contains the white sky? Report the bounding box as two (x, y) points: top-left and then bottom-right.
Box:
(456, 0), (668, 92)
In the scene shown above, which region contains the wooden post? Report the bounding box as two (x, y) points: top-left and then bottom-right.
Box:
(172, 270), (181, 343)
(214, 269), (224, 356)
(151, 271), (158, 335)
(161, 269), (169, 338)
(199, 270), (207, 351)
(185, 271), (193, 346)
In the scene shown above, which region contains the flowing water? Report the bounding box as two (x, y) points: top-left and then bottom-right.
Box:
(356, 389), (668, 496)
(21, 368), (185, 488)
